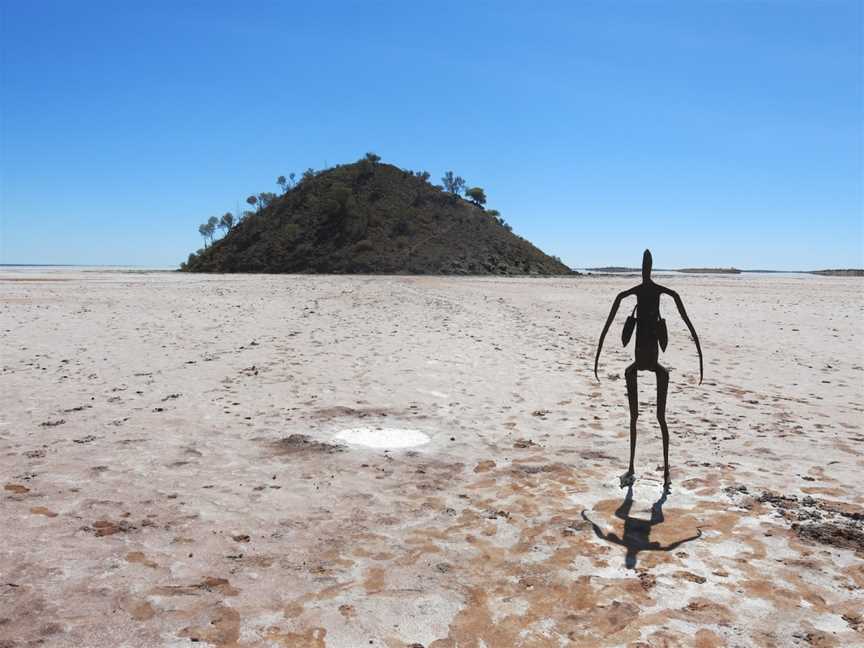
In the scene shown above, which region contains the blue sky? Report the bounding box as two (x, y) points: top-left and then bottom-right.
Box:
(1, 1), (861, 269)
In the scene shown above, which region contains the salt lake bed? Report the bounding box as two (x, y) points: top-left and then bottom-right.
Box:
(1, 269), (862, 647)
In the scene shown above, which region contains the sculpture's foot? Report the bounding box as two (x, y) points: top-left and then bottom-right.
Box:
(619, 471), (635, 488)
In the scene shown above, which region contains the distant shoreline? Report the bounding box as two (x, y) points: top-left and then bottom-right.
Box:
(3, 264), (861, 277)
(583, 266), (743, 274)
(678, 268), (741, 274)
(0, 264), (174, 271)
(584, 266), (862, 276)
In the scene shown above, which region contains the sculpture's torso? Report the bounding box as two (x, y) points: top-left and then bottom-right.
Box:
(633, 281), (663, 370)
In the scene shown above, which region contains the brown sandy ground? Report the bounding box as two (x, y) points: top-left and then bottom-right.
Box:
(0, 270), (862, 647)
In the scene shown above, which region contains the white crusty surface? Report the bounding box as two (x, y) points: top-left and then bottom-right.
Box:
(1, 269), (862, 647)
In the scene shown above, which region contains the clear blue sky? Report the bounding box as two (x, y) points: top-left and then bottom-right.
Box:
(1, 1), (861, 269)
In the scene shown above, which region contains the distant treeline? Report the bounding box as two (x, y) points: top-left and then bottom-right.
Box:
(678, 268), (741, 274)
(193, 154), (509, 250)
(810, 269), (864, 277)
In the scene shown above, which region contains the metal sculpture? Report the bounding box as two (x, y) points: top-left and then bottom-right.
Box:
(594, 250), (703, 490)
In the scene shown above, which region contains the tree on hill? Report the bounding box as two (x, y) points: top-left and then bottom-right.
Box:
(277, 175), (288, 193)
(197, 216), (218, 247)
(258, 192), (277, 209)
(198, 223), (211, 248)
(442, 171), (467, 195)
(219, 212), (234, 233)
(365, 152), (381, 163)
(465, 187), (486, 207)
(246, 195), (258, 212)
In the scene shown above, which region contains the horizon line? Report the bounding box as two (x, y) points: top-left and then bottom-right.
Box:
(2, 263), (862, 274)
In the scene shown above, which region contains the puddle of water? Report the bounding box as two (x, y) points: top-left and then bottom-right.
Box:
(335, 427), (431, 449)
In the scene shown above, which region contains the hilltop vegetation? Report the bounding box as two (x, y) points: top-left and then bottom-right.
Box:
(181, 155), (572, 275)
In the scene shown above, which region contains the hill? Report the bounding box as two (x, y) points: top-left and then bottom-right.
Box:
(181, 158), (573, 275)
(810, 269), (864, 277)
(584, 266), (641, 273)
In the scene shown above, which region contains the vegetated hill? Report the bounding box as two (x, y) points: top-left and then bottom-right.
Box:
(810, 269), (864, 277)
(585, 266), (641, 273)
(181, 158), (573, 275)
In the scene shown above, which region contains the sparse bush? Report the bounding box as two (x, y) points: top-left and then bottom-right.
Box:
(393, 217), (412, 236)
(365, 152), (381, 163)
(273, 223), (300, 248)
(200, 216), (219, 244)
(353, 238), (374, 253)
(442, 171), (467, 195)
(219, 212), (234, 233)
(465, 187), (486, 207)
(258, 192), (277, 209)
(198, 223), (210, 247)
(320, 183), (353, 217)
(344, 208), (369, 240)
(330, 184), (352, 208)
(357, 158), (375, 177)
(183, 252), (198, 269)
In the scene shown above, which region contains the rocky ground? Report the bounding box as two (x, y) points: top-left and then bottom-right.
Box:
(1, 269), (862, 647)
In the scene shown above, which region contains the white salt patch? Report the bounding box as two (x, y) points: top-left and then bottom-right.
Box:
(335, 427), (430, 449)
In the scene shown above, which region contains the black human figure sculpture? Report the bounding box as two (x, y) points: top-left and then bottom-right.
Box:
(594, 250), (703, 491)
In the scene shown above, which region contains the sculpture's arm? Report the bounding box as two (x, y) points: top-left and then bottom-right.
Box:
(582, 512), (626, 547)
(665, 288), (703, 384)
(594, 289), (632, 382)
(662, 528), (703, 551)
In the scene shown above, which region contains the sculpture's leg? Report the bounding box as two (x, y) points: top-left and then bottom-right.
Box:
(656, 363), (671, 490)
(620, 362), (638, 488)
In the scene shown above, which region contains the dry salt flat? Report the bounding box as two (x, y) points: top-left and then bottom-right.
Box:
(0, 268), (862, 648)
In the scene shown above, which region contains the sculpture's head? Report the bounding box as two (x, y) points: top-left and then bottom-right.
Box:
(642, 249), (652, 282)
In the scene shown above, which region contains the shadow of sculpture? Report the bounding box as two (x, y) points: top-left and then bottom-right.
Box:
(582, 487), (702, 569)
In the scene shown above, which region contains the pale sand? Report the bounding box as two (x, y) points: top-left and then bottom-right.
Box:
(1, 270), (862, 647)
